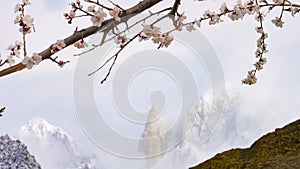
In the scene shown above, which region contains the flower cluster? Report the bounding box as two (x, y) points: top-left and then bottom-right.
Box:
(50, 56), (70, 68)
(21, 53), (42, 69)
(64, 0), (83, 24)
(242, 12), (268, 85)
(139, 25), (174, 48)
(291, 6), (300, 16)
(6, 41), (23, 66)
(203, 10), (223, 25)
(242, 71), (258, 84)
(7, 41), (22, 58)
(271, 16), (284, 27)
(186, 23), (196, 32)
(109, 7), (121, 22)
(227, 1), (260, 21)
(65, 0), (121, 26)
(91, 7), (107, 26)
(189, 1), (260, 29)
(175, 13), (187, 31)
(74, 39), (88, 49)
(51, 40), (66, 54)
(114, 34), (128, 47)
(14, 0), (34, 34)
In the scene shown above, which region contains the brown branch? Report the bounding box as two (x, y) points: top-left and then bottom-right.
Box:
(0, 0), (162, 78)
(73, 7), (172, 57)
(169, 0), (181, 15)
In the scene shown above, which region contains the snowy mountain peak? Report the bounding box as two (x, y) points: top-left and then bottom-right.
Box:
(139, 106), (167, 168)
(21, 118), (72, 140)
(17, 118), (100, 169)
(19, 118), (78, 156)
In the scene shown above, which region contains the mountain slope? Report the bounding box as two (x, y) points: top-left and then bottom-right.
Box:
(0, 134), (41, 168)
(190, 119), (300, 169)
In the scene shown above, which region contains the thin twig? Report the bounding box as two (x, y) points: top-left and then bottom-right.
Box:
(88, 33), (140, 77)
(107, 0), (125, 11)
(85, 0), (112, 11)
(74, 7), (172, 57)
(90, 13), (170, 83)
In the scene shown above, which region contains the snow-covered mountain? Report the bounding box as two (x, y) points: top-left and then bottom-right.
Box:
(0, 134), (41, 169)
(17, 118), (100, 169)
(174, 91), (239, 168)
(136, 90), (264, 169)
(3, 89), (275, 169)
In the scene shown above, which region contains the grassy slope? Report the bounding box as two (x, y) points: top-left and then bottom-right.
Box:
(190, 119), (300, 169)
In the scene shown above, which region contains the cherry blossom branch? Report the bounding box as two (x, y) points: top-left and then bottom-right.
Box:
(0, 0), (163, 78)
(158, 1), (299, 84)
(242, 11), (267, 85)
(89, 13), (171, 83)
(73, 7), (172, 57)
(1, 0), (300, 86)
(49, 56), (70, 68)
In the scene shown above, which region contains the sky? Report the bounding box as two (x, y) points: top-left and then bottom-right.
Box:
(0, 0), (300, 168)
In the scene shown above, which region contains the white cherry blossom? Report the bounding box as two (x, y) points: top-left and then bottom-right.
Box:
(74, 40), (88, 49)
(56, 40), (66, 49)
(271, 17), (284, 27)
(186, 23), (195, 32)
(7, 56), (15, 66)
(51, 40), (66, 53)
(152, 34), (164, 44)
(220, 2), (228, 13)
(91, 8), (107, 26)
(194, 19), (201, 27)
(273, 0), (284, 4)
(161, 34), (174, 48)
(32, 53), (42, 65)
(22, 56), (35, 69)
(23, 15), (34, 28)
(242, 71), (257, 85)
(69, 11), (76, 18)
(14, 15), (21, 24)
(7, 41), (22, 58)
(109, 7), (121, 22)
(291, 7), (300, 16)
(14, 3), (22, 13)
(87, 5), (95, 12)
(22, 0), (31, 5)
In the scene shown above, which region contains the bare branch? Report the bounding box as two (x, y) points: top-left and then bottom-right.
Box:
(169, 0), (181, 15)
